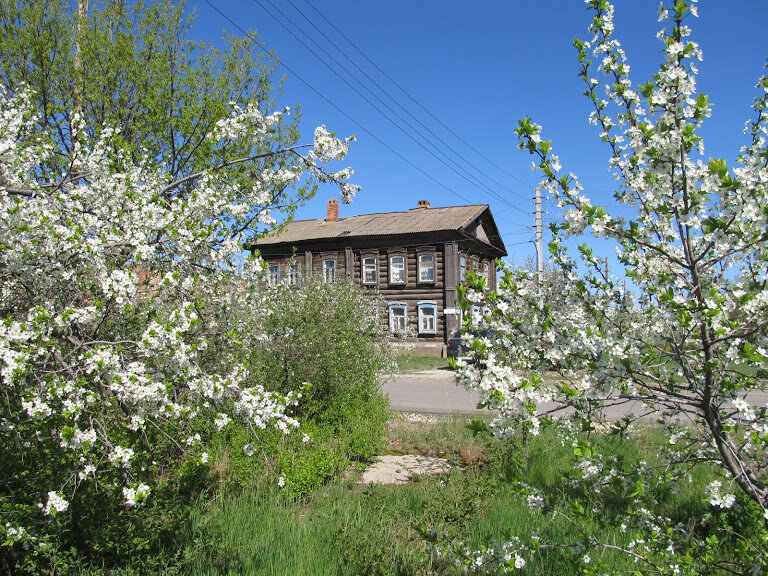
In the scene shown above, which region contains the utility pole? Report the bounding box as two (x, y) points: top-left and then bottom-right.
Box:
(535, 186), (544, 287)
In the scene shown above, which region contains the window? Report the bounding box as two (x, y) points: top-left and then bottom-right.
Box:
(362, 256), (377, 284)
(388, 302), (407, 332)
(417, 301), (437, 335)
(323, 259), (335, 283)
(389, 255), (406, 284)
(459, 256), (466, 282)
(268, 264), (279, 287)
(288, 263), (300, 285)
(418, 253), (435, 283)
(471, 304), (482, 327)
(483, 262), (490, 285)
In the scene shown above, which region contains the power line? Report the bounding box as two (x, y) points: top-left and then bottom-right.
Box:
(299, 0), (536, 191)
(248, 0), (531, 216)
(279, 0), (532, 205)
(200, 0), (486, 207)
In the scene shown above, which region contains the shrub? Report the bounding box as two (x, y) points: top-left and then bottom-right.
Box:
(250, 276), (393, 460)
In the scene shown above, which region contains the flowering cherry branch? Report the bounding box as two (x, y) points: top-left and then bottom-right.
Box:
(0, 85), (359, 549)
(451, 1), (768, 573)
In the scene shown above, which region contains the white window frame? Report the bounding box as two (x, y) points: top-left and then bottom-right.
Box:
(459, 255), (466, 282)
(268, 264), (279, 287)
(288, 263), (300, 285)
(483, 261), (490, 285)
(388, 301), (407, 333)
(323, 259), (335, 283)
(418, 253), (435, 283)
(389, 255), (406, 285)
(417, 301), (437, 335)
(362, 256), (378, 284)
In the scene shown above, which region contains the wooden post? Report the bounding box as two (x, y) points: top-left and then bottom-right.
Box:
(444, 241), (459, 337)
(345, 247), (354, 279)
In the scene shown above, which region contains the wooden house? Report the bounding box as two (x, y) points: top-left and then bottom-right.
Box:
(251, 199), (507, 355)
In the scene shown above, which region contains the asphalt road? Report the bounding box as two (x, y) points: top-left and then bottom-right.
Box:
(382, 369), (768, 419)
(382, 369), (483, 414)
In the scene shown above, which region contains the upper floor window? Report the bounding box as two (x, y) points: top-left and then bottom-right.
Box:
(418, 253), (435, 283)
(459, 256), (467, 282)
(268, 264), (279, 287)
(323, 259), (335, 283)
(483, 262), (490, 285)
(288, 263), (300, 285)
(388, 302), (407, 333)
(362, 256), (377, 284)
(389, 255), (406, 284)
(417, 301), (437, 335)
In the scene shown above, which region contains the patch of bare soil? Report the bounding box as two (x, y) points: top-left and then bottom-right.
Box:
(357, 454), (452, 485)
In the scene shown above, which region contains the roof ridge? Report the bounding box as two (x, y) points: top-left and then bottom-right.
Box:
(284, 203), (489, 225)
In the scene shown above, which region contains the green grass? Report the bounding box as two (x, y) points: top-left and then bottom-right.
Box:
(179, 420), (633, 575)
(113, 416), (763, 575)
(179, 421), (631, 575)
(395, 355), (451, 373)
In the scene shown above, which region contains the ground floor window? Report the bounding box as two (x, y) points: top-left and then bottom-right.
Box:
(389, 301), (407, 333)
(417, 301), (437, 334)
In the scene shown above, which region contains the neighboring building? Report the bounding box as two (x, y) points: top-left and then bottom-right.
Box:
(251, 199), (507, 355)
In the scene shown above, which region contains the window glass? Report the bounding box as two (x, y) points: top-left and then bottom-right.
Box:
(417, 302), (437, 334)
(483, 262), (490, 284)
(389, 302), (407, 332)
(459, 256), (466, 281)
(390, 255), (405, 284)
(362, 256), (377, 284)
(268, 265), (279, 287)
(323, 259), (335, 283)
(418, 253), (435, 282)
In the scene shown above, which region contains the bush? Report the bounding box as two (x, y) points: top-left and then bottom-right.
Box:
(251, 276), (393, 459)
(211, 276), (393, 499)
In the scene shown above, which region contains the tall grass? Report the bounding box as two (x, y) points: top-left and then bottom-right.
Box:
(143, 417), (754, 575)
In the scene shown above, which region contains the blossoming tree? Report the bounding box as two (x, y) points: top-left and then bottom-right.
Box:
(0, 0), (359, 563)
(452, 0), (768, 572)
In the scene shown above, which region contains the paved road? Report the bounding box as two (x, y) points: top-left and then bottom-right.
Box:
(382, 369), (483, 414)
(382, 369), (768, 419)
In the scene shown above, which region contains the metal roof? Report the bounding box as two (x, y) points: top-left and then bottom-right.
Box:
(255, 204), (491, 245)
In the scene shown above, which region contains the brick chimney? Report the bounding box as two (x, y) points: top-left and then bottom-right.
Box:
(326, 197), (339, 222)
(416, 199), (431, 209)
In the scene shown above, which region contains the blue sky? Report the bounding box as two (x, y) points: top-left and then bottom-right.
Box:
(191, 0), (768, 265)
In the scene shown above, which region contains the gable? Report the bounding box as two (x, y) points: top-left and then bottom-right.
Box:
(473, 222), (490, 244)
